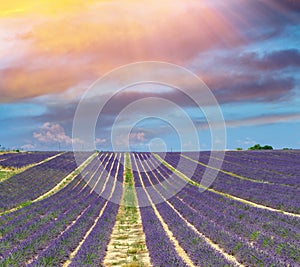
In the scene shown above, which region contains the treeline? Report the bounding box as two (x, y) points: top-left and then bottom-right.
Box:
(236, 144), (273, 151)
(236, 144), (294, 151)
(248, 144), (273, 150)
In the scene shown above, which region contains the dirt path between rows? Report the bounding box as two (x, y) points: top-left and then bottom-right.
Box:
(155, 154), (300, 219)
(103, 153), (151, 267)
(0, 153), (97, 216)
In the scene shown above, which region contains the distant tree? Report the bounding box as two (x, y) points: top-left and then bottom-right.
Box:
(236, 147), (243, 150)
(248, 144), (273, 150)
(262, 145), (273, 150)
(283, 148), (292, 150)
(248, 144), (262, 150)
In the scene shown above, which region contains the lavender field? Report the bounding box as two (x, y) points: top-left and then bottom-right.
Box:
(0, 150), (299, 266)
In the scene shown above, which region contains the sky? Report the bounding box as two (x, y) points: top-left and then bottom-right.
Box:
(0, 0), (299, 151)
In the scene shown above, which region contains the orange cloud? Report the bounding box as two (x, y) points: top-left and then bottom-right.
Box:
(0, 0), (244, 102)
(0, 0), (98, 17)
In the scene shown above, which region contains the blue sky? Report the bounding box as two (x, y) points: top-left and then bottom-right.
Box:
(0, 0), (299, 151)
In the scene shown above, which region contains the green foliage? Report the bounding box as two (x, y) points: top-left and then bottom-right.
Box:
(0, 171), (13, 183)
(20, 200), (32, 208)
(41, 256), (54, 265)
(192, 237), (199, 244)
(85, 253), (97, 264)
(276, 243), (286, 254)
(236, 147), (243, 150)
(263, 145), (273, 150)
(248, 144), (273, 150)
(262, 238), (269, 247)
(238, 213), (244, 220)
(233, 242), (242, 254)
(250, 231), (260, 241)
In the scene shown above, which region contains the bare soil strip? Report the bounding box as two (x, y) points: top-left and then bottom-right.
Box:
(0, 153), (97, 216)
(210, 154), (295, 178)
(78, 153), (113, 193)
(34, 152), (65, 167)
(181, 154), (272, 184)
(33, 153), (98, 202)
(132, 155), (196, 267)
(0, 169), (19, 183)
(142, 156), (244, 267)
(63, 153), (121, 267)
(0, 152), (64, 183)
(103, 153), (151, 267)
(155, 154), (300, 218)
(27, 154), (117, 265)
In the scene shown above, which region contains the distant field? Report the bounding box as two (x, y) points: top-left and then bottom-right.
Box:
(0, 151), (59, 169)
(0, 151), (299, 266)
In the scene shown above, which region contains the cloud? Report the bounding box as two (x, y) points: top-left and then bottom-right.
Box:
(113, 131), (147, 149)
(239, 137), (256, 145)
(183, 140), (193, 149)
(224, 49), (300, 72)
(213, 75), (295, 103)
(236, 137), (257, 148)
(0, 1), (99, 18)
(1, 1), (299, 151)
(190, 48), (299, 104)
(130, 132), (146, 142)
(0, 65), (88, 102)
(24, 79), (297, 148)
(33, 122), (83, 144)
(226, 113), (300, 128)
(264, 0), (300, 13)
(197, 112), (300, 131)
(1, 0), (275, 102)
(21, 143), (36, 150)
(95, 138), (106, 144)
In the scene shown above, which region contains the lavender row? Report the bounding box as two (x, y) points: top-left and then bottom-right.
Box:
(199, 149), (300, 169)
(153, 155), (300, 239)
(164, 153), (300, 213)
(225, 150), (300, 169)
(0, 151), (59, 168)
(229, 150), (300, 178)
(69, 202), (119, 266)
(0, 153), (104, 228)
(0, 154), (108, 247)
(189, 151), (300, 186)
(69, 161), (124, 266)
(0, 152), (92, 212)
(149, 159), (300, 266)
(0, 153), (16, 161)
(175, 186), (300, 266)
(27, 197), (108, 267)
(0, 154), (112, 258)
(157, 201), (238, 266)
(0, 153), (113, 226)
(146, 154), (300, 266)
(0, 153), (119, 265)
(186, 150), (300, 184)
(131, 155), (188, 266)
(0, 193), (100, 266)
(219, 158), (300, 186)
(134, 154), (238, 266)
